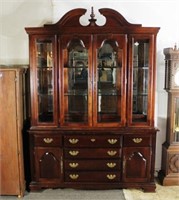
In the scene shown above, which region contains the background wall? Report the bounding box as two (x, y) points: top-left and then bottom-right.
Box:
(1, 0), (179, 173)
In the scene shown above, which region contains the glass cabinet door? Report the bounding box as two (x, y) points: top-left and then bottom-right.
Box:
(61, 36), (92, 125)
(33, 36), (57, 125)
(129, 36), (154, 126)
(94, 35), (127, 126)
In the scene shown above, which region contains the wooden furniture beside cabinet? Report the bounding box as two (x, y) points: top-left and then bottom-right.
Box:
(158, 46), (179, 185)
(25, 8), (160, 192)
(0, 65), (27, 197)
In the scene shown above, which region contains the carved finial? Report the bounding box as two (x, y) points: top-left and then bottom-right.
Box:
(89, 6), (97, 26)
(174, 43), (177, 50)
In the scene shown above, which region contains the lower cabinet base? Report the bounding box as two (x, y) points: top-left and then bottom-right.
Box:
(29, 181), (156, 193)
(28, 129), (157, 193)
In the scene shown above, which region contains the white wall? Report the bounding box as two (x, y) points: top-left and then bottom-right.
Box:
(1, 0), (179, 172)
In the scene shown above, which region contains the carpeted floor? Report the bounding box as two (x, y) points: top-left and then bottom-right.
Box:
(0, 189), (125, 200)
(1, 181), (179, 200)
(123, 182), (179, 200)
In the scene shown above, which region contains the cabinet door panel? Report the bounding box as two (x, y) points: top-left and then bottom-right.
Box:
(123, 147), (151, 182)
(128, 35), (155, 126)
(60, 35), (92, 126)
(35, 148), (62, 181)
(93, 34), (127, 127)
(30, 35), (57, 126)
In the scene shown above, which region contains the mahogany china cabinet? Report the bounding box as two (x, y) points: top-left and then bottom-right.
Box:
(25, 8), (160, 192)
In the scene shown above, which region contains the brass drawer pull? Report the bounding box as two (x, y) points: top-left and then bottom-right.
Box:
(107, 151), (117, 156)
(108, 139), (117, 144)
(69, 174), (79, 180)
(133, 138), (143, 143)
(69, 151), (79, 156)
(90, 138), (96, 142)
(107, 174), (116, 180)
(69, 138), (79, 144)
(69, 163), (79, 168)
(43, 138), (53, 144)
(107, 163), (116, 168)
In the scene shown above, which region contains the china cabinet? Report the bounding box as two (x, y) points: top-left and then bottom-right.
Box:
(25, 8), (160, 192)
(158, 46), (179, 185)
(0, 66), (27, 197)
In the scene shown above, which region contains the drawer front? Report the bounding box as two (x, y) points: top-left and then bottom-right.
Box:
(65, 171), (121, 182)
(64, 135), (121, 147)
(64, 159), (121, 171)
(123, 135), (151, 147)
(34, 135), (62, 147)
(64, 148), (121, 159)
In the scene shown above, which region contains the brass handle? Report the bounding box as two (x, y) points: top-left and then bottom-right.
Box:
(108, 139), (117, 145)
(107, 174), (116, 180)
(107, 163), (116, 168)
(133, 138), (143, 143)
(69, 138), (79, 144)
(107, 151), (117, 156)
(69, 174), (79, 180)
(43, 138), (53, 144)
(69, 151), (79, 156)
(69, 163), (79, 168)
(90, 138), (96, 142)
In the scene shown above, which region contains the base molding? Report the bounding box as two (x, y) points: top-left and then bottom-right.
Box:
(158, 170), (179, 186)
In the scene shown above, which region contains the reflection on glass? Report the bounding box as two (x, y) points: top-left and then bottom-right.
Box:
(97, 40), (122, 122)
(132, 40), (149, 122)
(64, 38), (88, 123)
(36, 40), (54, 122)
(174, 97), (179, 142)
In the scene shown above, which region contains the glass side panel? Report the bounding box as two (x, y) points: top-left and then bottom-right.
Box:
(132, 40), (149, 122)
(174, 97), (179, 142)
(63, 39), (88, 123)
(97, 40), (122, 122)
(36, 39), (54, 122)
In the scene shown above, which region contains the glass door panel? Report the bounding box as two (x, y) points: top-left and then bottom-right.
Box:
(132, 39), (149, 123)
(174, 97), (179, 142)
(97, 39), (123, 123)
(36, 39), (54, 122)
(63, 38), (89, 123)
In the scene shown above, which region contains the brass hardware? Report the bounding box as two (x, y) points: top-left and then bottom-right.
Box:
(107, 163), (116, 168)
(107, 151), (117, 156)
(60, 156), (63, 173)
(133, 138), (143, 143)
(69, 138), (79, 144)
(69, 163), (79, 168)
(107, 174), (116, 180)
(43, 138), (53, 144)
(90, 138), (96, 142)
(108, 139), (117, 144)
(69, 174), (79, 180)
(69, 151), (79, 156)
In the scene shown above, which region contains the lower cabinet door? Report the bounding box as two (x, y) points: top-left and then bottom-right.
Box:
(122, 147), (151, 182)
(34, 147), (62, 182)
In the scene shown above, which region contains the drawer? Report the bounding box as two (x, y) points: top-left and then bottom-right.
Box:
(64, 135), (121, 147)
(123, 135), (151, 147)
(64, 148), (121, 159)
(65, 171), (121, 182)
(64, 159), (121, 171)
(34, 135), (62, 147)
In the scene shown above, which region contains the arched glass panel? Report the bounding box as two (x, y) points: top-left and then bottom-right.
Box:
(97, 40), (122, 123)
(63, 38), (88, 123)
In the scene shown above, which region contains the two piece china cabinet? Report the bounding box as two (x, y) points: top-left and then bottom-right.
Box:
(25, 8), (160, 192)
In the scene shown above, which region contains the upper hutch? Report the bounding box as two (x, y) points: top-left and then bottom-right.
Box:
(26, 8), (160, 192)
